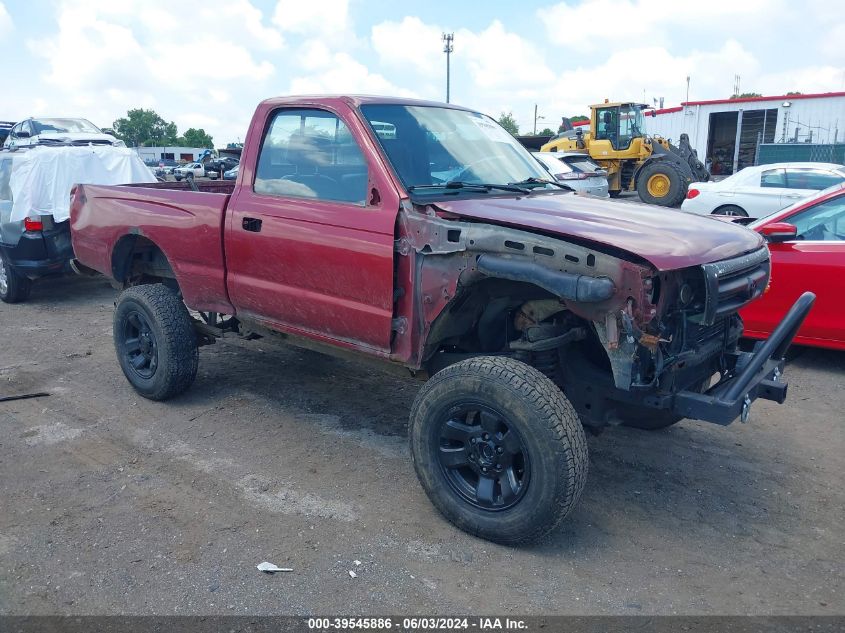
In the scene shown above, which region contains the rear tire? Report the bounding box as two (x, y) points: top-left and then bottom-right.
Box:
(712, 205), (748, 217)
(637, 162), (687, 207)
(0, 257), (32, 304)
(113, 284), (198, 400)
(409, 356), (588, 545)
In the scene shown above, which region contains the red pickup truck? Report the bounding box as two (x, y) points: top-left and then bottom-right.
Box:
(70, 96), (814, 545)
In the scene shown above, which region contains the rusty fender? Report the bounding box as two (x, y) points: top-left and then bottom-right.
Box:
(394, 204), (658, 386)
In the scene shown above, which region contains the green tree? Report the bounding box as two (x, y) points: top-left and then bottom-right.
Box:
(177, 128), (214, 148)
(113, 109), (178, 147)
(497, 112), (519, 136)
(539, 127), (555, 136)
(569, 115), (589, 123)
(786, 91), (802, 96)
(730, 92), (762, 99)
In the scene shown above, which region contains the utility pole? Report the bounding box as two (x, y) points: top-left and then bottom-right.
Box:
(533, 104), (544, 135)
(685, 76), (690, 103)
(442, 33), (454, 103)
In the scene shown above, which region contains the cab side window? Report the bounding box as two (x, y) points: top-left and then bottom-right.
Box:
(789, 197), (845, 241)
(254, 108), (368, 205)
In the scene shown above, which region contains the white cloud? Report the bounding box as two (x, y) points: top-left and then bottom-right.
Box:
(0, 2), (12, 36)
(22, 0), (282, 143)
(457, 21), (555, 91)
(288, 52), (416, 97)
(273, 0), (349, 35)
(371, 17), (444, 77)
(538, 0), (782, 52)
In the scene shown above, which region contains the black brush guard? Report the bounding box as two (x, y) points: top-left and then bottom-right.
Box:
(672, 292), (815, 425)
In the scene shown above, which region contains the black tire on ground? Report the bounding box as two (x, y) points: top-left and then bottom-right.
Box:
(608, 190), (622, 198)
(712, 204), (748, 217)
(113, 283), (198, 401)
(0, 257), (32, 304)
(636, 161), (687, 207)
(409, 356), (589, 545)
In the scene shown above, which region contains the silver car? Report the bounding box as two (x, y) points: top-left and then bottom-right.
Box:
(532, 151), (609, 197)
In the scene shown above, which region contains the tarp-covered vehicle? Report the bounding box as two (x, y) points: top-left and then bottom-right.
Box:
(0, 146), (155, 303)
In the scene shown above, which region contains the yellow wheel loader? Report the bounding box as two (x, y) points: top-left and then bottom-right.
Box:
(540, 102), (710, 207)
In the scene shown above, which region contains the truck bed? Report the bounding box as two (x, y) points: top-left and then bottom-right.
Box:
(70, 181), (235, 313)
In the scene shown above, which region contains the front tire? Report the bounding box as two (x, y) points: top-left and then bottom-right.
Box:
(0, 257), (32, 304)
(409, 357), (588, 545)
(637, 162), (687, 207)
(113, 284), (198, 400)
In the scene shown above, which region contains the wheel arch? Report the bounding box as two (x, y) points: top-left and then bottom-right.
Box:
(110, 233), (180, 292)
(711, 203), (748, 216)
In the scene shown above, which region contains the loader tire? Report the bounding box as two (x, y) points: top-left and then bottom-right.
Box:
(637, 162), (687, 207)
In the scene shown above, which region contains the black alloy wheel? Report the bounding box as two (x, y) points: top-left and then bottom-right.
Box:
(121, 309), (159, 380)
(437, 404), (530, 511)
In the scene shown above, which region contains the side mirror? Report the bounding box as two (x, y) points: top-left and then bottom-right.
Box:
(760, 222), (797, 242)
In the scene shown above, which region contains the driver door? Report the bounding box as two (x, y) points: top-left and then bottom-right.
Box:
(226, 105), (400, 353)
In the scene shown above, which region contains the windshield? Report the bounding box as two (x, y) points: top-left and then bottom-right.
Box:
(32, 118), (102, 134)
(360, 104), (552, 192)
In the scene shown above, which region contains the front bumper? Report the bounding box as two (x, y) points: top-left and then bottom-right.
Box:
(671, 292), (815, 424)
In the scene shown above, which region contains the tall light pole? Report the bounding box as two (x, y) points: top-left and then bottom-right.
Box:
(442, 33), (454, 103)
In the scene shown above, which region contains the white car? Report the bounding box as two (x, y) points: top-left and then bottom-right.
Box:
(681, 162), (845, 218)
(532, 152), (609, 197)
(3, 117), (125, 150)
(173, 162), (205, 180)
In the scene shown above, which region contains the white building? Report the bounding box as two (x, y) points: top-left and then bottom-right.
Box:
(132, 146), (210, 164)
(644, 91), (845, 176)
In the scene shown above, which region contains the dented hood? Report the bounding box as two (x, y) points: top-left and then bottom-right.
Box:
(433, 193), (764, 271)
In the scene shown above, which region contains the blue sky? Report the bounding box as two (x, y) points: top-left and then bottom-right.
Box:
(1, 0), (842, 144)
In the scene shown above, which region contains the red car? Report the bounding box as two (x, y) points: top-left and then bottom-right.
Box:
(741, 183), (845, 350)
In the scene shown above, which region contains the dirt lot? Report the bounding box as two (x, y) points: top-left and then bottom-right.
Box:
(0, 275), (843, 615)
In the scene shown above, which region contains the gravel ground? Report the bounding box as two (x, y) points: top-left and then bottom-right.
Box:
(0, 275), (842, 615)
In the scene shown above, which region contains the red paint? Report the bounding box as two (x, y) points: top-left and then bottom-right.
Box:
(433, 194), (763, 271)
(681, 91), (845, 107)
(69, 95), (774, 365)
(741, 184), (845, 350)
(645, 106), (684, 116)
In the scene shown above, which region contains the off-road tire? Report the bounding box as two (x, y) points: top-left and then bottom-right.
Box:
(409, 356), (588, 545)
(113, 284), (198, 401)
(637, 161), (687, 207)
(0, 257), (32, 304)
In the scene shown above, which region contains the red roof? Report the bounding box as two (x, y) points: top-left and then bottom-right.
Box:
(645, 106), (683, 116)
(681, 91), (845, 107)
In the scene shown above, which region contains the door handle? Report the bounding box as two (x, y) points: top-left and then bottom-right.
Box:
(242, 217), (262, 232)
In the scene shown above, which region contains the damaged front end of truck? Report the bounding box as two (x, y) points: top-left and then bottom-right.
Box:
(393, 202), (814, 431)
